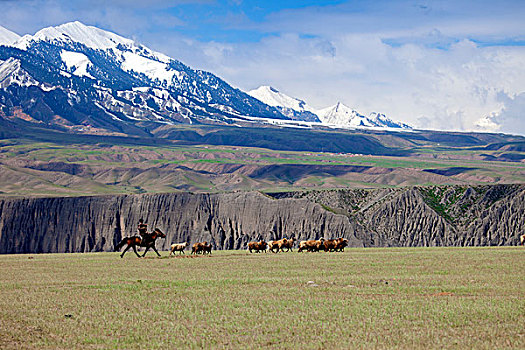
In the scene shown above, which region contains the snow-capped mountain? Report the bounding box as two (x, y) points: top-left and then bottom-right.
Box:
(0, 26), (20, 46)
(369, 112), (411, 129)
(0, 22), (287, 135)
(317, 103), (410, 129)
(317, 102), (374, 127)
(316, 103), (409, 129)
(248, 86), (320, 122)
(249, 85), (411, 129)
(0, 21), (410, 136)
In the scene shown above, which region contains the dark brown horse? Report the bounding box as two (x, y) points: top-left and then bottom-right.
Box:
(114, 228), (166, 258)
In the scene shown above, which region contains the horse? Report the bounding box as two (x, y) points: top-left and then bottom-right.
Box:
(521, 233), (525, 246)
(114, 228), (166, 258)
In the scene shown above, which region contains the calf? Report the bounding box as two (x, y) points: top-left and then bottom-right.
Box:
(169, 242), (188, 256)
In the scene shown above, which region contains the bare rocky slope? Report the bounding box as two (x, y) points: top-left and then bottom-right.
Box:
(0, 184), (523, 253)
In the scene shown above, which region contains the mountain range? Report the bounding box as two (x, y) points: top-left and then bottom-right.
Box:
(248, 86), (411, 129)
(0, 21), (409, 137)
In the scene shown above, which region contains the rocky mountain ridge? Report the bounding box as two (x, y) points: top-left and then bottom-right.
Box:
(0, 21), (287, 137)
(0, 184), (522, 254)
(0, 21), (412, 138)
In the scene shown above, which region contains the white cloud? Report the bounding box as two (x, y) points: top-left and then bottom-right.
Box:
(479, 92), (525, 135)
(138, 1), (525, 134)
(156, 33), (524, 133)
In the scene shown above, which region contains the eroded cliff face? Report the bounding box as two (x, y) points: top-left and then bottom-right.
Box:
(267, 184), (525, 247)
(0, 192), (360, 253)
(0, 184), (523, 253)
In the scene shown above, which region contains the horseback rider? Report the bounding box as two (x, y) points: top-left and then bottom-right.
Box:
(137, 219), (148, 242)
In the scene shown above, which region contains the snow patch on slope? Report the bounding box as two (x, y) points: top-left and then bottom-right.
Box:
(60, 50), (93, 78)
(121, 51), (175, 86)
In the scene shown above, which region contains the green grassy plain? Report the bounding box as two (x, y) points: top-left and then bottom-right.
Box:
(1, 248), (523, 349)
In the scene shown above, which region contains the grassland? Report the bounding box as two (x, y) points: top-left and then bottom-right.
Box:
(1, 248), (523, 349)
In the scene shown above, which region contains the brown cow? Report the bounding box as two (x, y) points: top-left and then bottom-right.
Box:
(191, 241), (211, 255)
(268, 238), (287, 253)
(298, 240), (309, 252)
(248, 240), (267, 253)
(322, 239), (338, 252)
(323, 237), (348, 252)
(335, 238), (348, 252)
(521, 234), (525, 246)
(280, 238), (295, 252)
(298, 238), (324, 252)
(202, 242), (212, 255)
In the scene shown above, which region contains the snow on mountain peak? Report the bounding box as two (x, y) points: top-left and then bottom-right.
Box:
(317, 102), (373, 127)
(15, 21), (135, 50)
(248, 85), (313, 113)
(248, 87), (411, 128)
(316, 103), (411, 129)
(247, 86), (320, 122)
(12, 21), (178, 86)
(0, 21), (412, 130)
(369, 112), (411, 129)
(0, 25), (21, 46)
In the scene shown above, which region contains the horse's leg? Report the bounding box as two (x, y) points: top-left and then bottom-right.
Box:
(133, 245), (141, 258)
(142, 246), (150, 257)
(121, 244), (131, 258)
(152, 246), (161, 257)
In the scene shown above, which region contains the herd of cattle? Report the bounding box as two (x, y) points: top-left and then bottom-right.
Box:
(165, 233), (525, 256)
(169, 237), (349, 256)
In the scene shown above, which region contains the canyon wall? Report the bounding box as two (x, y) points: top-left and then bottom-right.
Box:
(0, 184), (523, 253)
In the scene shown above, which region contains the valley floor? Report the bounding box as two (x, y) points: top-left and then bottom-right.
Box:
(1, 248), (523, 349)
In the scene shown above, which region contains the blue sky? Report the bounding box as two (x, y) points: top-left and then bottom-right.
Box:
(1, 0), (524, 134)
(165, 1), (349, 42)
